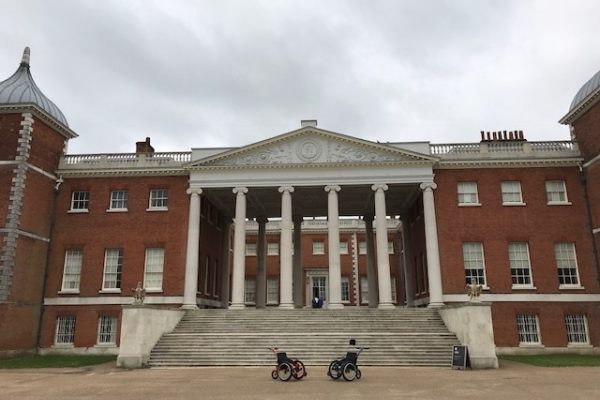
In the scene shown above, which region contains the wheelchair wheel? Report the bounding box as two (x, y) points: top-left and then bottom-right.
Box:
(328, 360), (342, 380)
(356, 368), (362, 380)
(342, 363), (357, 381)
(277, 362), (293, 381)
(291, 359), (306, 380)
(271, 369), (278, 380)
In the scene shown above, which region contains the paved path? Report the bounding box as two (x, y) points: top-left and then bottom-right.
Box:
(0, 361), (598, 400)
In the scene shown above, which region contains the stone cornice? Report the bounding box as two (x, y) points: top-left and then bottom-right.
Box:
(0, 104), (77, 139)
(435, 158), (583, 169)
(190, 159), (433, 171)
(559, 88), (600, 125)
(56, 168), (188, 178)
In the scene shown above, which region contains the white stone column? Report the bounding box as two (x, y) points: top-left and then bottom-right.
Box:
(363, 214), (378, 308)
(372, 184), (394, 309)
(182, 188), (202, 310)
(400, 214), (415, 307)
(255, 216), (268, 308)
(220, 217), (232, 308)
(278, 186), (295, 309)
(420, 182), (444, 307)
(230, 187), (248, 309)
(325, 185), (343, 309)
(293, 215), (303, 308)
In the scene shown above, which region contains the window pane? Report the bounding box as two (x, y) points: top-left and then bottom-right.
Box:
(358, 242), (367, 255)
(267, 243), (279, 256)
(144, 248), (164, 290)
(555, 243), (579, 285)
(339, 241), (349, 255)
(55, 316), (76, 344)
(360, 277), (368, 304)
(149, 189), (168, 208)
(516, 314), (540, 343)
(501, 181), (522, 203)
(97, 315), (117, 344)
(245, 279), (256, 303)
(312, 241), (325, 255)
(71, 191), (89, 210)
(110, 190), (128, 209)
(565, 314), (588, 344)
(267, 278), (278, 304)
(458, 182), (478, 204)
(245, 243), (257, 256)
(341, 278), (349, 301)
(509, 242), (531, 285)
(546, 180), (567, 202)
(103, 249), (123, 289)
(463, 242), (486, 285)
(62, 249), (82, 290)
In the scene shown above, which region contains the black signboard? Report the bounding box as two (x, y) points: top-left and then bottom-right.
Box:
(451, 345), (469, 370)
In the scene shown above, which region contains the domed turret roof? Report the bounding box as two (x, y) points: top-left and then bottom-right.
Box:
(569, 69), (600, 112)
(560, 67), (600, 124)
(0, 47), (68, 127)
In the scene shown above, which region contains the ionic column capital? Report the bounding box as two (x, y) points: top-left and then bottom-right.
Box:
(278, 186), (295, 194)
(362, 214), (374, 223)
(255, 215), (269, 224)
(420, 182), (438, 191)
(293, 214), (304, 224)
(324, 185), (341, 193)
(232, 186), (248, 195)
(186, 188), (203, 196)
(371, 184), (389, 192)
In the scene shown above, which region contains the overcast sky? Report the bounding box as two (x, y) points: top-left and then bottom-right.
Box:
(1, 0), (599, 154)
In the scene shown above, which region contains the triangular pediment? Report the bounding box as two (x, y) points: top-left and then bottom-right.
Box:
(187, 127), (436, 168)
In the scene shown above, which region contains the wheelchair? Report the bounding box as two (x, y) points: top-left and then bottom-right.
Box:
(327, 339), (369, 381)
(268, 347), (307, 381)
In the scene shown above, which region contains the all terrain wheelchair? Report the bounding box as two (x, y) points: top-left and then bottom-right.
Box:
(327, 339), (369, 381)
(268, 347), (307, 381)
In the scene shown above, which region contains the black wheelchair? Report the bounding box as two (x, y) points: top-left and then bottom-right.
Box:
(327, 339), (369, 381)
(268, 347), (307, 381)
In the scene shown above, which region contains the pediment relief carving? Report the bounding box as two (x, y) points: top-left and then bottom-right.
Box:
(192, 130), (433, 167)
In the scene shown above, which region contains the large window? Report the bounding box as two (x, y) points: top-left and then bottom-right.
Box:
(70, 191), (89, 211)
(312, 241), (325, 255)
(339, 241), (349, 255)
(102, 249), (123, 290)
(509, 242), (532, 287)
(245, 243), (257, 256)
(97, 315), (117, 344)
(358, 241), (367, 255)
(360, 277), (368, 304)
(341, 277), (350, 302)
(244, 279), (256, 304)
(555, 243), (580, 287)
(109, 190), (128, 210)
(267, 278), (279, 304)
(55, 316), (76, 344)
(565, 314), (589, 344)
(267, 243), (279, 256)
(463, 242), (486, 286)
(149, 189), (168, 210)
(516, 314), (540, 344)
(457, 182), (479, 205)
(144, 248), (164, 290)
(501, 181), (523, 204)
(546, 180), (568, 204)
(61, 249), (82, 291)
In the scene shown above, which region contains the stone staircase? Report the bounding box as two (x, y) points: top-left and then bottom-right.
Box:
(148, 308), (460, 367)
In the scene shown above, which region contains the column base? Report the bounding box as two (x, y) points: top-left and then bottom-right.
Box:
(326, 303), (344, 310)
(377, 303), (395, 310)
(278, 303), (295, 310)
(229, 303), (246, 310)
(427, 301), (445, 308)
(180, 304), (199, 311)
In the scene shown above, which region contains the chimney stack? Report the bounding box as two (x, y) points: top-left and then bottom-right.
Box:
(136, 137), (155, 154)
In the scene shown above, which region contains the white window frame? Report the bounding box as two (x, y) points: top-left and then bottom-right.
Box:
(267, 242), (279, 256)
(108, 190), (128, 211)
(60, 249), (82, 293)
(148, 189), (168, 211)
(341, 277), (350, 303)
(358, 241), (367, 255)
(143, 248), (164, 291)
(55, 316), (76, 345)
(70, 191), (89, 212)
(245, 243), (257, 256)
(97, 315), (117, 345)
(501, 181), (525, 206)
(339, 241), (349, 255)
(509, 242), (534, 288)
(546, 180), (571, 205)
(457, 182), (480, 206)
(267, 278), (279, 305)
(463, 242), (487, 287)
(565, 314), (590, 345)
(244, 279), (256, 304)
(312, 241), (325, 255)
(516, 314), (541, 345)
(555, 242), (582, 288)
(101, 248), (123, 292)
(360, 277), (368, 304)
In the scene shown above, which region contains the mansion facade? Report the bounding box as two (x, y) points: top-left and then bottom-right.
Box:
(1, 48), (599, 357)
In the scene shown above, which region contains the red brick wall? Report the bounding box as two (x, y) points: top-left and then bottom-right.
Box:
(492, 302), (600, 347)
(0, 113), (21, 160)
(434, 167), (599, 295)
(28, 116), (66, 173)
(18, 171), (56, 236)
(572, 100), (600, 161)
(0, 304), (41, 352)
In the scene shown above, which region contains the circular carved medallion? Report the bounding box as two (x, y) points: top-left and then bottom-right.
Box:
(297, 139), (322, 162)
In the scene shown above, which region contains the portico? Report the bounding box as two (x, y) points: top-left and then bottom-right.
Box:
(182, 124), (444, 309)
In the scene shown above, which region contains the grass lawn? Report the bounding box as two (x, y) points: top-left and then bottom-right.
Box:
(499, 354), (600, 367)
(0, 355), (116, 369)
